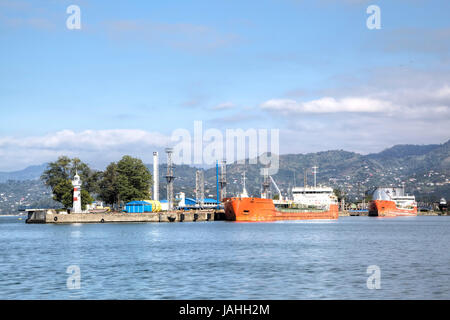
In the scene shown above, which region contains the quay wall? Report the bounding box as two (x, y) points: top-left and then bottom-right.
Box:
(44, 211), (215, 224)
(418, 211), (447, 216)
(28, 209), (446, 224)
(339, 211), (350, 217)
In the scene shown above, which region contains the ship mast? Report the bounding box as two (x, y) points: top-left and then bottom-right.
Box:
(240, 171), (249, 198)
(261, 168), (270, 199)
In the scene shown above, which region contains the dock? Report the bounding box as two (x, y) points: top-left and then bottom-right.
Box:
(25, 209), (224, 224)
(348, 209), (369, 216)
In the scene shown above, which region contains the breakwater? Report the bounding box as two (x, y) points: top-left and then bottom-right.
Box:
(26, 209), (220, 224)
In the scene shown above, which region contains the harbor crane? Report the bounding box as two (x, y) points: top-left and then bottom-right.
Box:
(269, 175), (282, 201)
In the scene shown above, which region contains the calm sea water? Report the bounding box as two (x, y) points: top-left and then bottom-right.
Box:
(1, 215), (449, 299)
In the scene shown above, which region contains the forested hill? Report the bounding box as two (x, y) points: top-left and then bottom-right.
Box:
(194, 140), (450, 202)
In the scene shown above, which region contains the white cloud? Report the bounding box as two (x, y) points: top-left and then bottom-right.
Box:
(258, 79), (450, 155)
(0, 129), (171, 150)
(0, 129), (172, 171)
(260, 85), (450, 119)
(261, 97), (394, 114)
(436, 85), (450, 99)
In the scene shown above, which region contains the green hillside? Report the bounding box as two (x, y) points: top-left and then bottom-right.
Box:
(1, 140), (449, 213)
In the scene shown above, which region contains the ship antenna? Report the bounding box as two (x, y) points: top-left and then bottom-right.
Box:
(240, 170), (249, 198)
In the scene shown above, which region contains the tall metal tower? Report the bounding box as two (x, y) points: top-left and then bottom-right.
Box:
(304, 168), (308, 188)
(153, 152), (159, 201)
(312, 166), (318, 188)
(219, 160), (227, 201)
(261, 167), (270, 199)
(195, 170), (205, 208)
(165, 148), (175, 211)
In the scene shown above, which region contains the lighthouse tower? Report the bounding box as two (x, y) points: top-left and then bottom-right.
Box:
(72, 172), (82, 213)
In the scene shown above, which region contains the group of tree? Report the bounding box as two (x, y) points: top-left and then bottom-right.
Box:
(41, 157), (96, 210)
(333, 188), (346, 202)
(41, 155), (152, 210)
(98, 156), (152, 206)
(333, 188), (371, 203)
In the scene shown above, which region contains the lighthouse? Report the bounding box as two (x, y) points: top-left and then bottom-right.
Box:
(72, 172), (82, 213)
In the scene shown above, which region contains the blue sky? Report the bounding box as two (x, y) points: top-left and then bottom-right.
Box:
(1, 0), (449, 170)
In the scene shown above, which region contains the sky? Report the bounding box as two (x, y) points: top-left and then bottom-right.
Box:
(0, 0), (449, 171)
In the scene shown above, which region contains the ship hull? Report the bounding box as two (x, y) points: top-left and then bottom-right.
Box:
(223, 197), (339, 222)
(368, 200), (417, 217)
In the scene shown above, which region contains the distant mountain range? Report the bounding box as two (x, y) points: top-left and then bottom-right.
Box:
(0, 164), (47, 183)
(0, 140), (449, 213)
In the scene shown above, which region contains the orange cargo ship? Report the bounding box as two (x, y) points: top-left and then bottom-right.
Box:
(224, 167), (339, 222)
(224, 197), (339, 222)
(368, 187), (417, 217)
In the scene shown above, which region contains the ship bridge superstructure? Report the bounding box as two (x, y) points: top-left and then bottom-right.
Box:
(291, 186), (337, 206)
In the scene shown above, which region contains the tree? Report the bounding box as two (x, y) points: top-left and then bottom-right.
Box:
(99, 156), (152, 206)
(117, 155), (152, 203)
(99, 162), (120, 205)
(53, 179), (73, 208)
(70, 157), (101, 195)
(41, 156), (72, 195)
(333, 188), (347, 202)
(41, 156), (98, 210)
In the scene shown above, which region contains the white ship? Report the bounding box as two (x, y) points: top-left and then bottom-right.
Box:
(369, 187), (417, 217)
(291, 186), (338, 207)
(273, 166), (337, 209)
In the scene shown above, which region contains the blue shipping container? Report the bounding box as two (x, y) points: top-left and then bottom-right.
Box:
(125, 201), (152, 213)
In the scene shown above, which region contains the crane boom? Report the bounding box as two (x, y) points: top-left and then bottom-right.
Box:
(269, 176), (282, 200)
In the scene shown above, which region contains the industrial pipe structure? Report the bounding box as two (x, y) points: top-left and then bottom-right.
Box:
(165, 148), (175, 210)
(216, 161), (220, 209)
(153, 152), (159, 201)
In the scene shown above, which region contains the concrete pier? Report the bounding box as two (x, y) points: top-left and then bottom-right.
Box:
(25, 209), (49, 223)
(26, 209), (219, 224)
